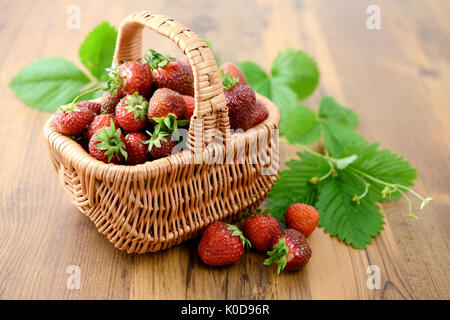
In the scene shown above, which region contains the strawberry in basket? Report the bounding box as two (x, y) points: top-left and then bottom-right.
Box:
(125, 132), (150, 165)
(143, 113), (189, 159)
(221, 71), (256, 131)
(115, 92), (149, 132)
(147, 88), (187, 123)
(88, 119), (127, 164)
(53, 88), (100, 136)
(144, 49), (194, 96)
(105, 61), (152, 98)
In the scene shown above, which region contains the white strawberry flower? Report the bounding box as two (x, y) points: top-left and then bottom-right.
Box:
(420, 197), (433, 210)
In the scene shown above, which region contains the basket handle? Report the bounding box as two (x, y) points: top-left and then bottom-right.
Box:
(113, 11), (230, 147)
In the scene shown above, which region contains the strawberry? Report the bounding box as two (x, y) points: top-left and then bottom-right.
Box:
(264, 229), (312, 273)
(105, 61), (152, 98)
(183, 95), (195, 120)
(222, 71), (256, 131)
(220, 62), (248, 85)
(125, 132), (150, 165)
(77, 100), (102, 116)
(145, 49), (194, 96)
(147, 88), (186, 124)
(87, 114), (119, 140)
(243, 214), (280, 252)
(142, 128), (176, 160)
(285, 203), (320, 237)
(253, 102), (268, 126)
(197, 222), (250, 267)
(100, 89), (125, 114)
(88, 120), (127, 164)
(53, 104), (93, 136)
(53, 89), (100, 136)
(115, 92), (149, 132)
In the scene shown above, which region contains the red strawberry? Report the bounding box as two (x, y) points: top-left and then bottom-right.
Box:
(105, 61), (152, 97)
(142, 129), (176, 160)
(253, 102), (268, 126)
(100, 89), (125, 114)
(147, 88), (186, 124)
(125, 132), (150, 165)
(145, 49), (194, 96)
(115, 92), (149, 132)
(87, 114), (119, 140)
(222, 72), (256, 131)
(88, 120), (127, 164)
(183, 95), (195, 120)
(220, 62), (248, 85)
(285, 203), (319, 237)
(197, 222), (250, 267)
(243, 214), (280, 252)
(264, 229), (312, 273)
(53, 104), (93, 136)
(77, 100), (102, 116)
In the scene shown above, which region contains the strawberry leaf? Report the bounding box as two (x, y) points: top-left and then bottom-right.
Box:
(267, 151), (330, 220)
(317, 172), (385, 249)
(319, 96), (358, 129)
(9, 58), (90, 112)
(271, 49), (319, 100)
(79, 21), (118, 80)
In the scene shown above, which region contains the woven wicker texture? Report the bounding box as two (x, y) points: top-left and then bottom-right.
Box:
(44, 11), (280, 253)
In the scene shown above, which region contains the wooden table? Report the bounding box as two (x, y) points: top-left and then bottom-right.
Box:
(0, 0), (448, 300)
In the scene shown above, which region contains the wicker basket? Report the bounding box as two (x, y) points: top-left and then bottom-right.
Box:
(43, 11), (280, 253)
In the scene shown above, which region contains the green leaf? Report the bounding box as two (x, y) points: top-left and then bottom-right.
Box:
(341, 140), (418, 202)
(283, 105), (321, 145)
(9, 58), (90, 112)
(319, 96), (358, 129)
(235, 61), (269, 95)
(322, 121), (364, 157)
(317, 172), (385, 249)
(267, 151), (330, 220)
(79, 21), (118, 80)
(271, 49), (319, 100)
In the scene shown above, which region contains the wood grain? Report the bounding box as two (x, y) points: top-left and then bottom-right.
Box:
(0, 0), (448, 299)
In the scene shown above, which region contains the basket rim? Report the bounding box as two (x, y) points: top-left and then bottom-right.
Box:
(44, 92), (280, 174)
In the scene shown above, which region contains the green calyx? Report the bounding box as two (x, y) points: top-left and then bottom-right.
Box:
(144, 49), (175, 70)
(93, 120), (128, 162)
(263, 236), (289, 274)
(227, 224), (251, 249)
(104, 63), (122, 96)
(221, 70), (239, 91)
(142, 128), (170, 152)
(124, 92), (149, 122)
(60, 87), (101, 113)
(152, 113), (189, 141)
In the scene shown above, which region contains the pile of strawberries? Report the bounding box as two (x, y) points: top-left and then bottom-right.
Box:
(198, 203), (319, 274)
(53, 49), (268, 165)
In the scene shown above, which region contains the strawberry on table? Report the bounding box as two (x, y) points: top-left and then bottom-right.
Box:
(100, 89), (125, 114)
(145, 49), (194, 96)
(105, 61), (152, 98)
(220, 62), (248, 85)
(222, 71), (256, 131)
(197, 222), (251, 267)
(88, 120), (127, 164)
(87, 114), (119, 140)
(115, 92), (149, 132)
(264, 228), (312, 273)
(125, 132), (150, 165)
(285, 203), (319, 237)
(147, 88), (186, 124)
(243, 214), (280, 252)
